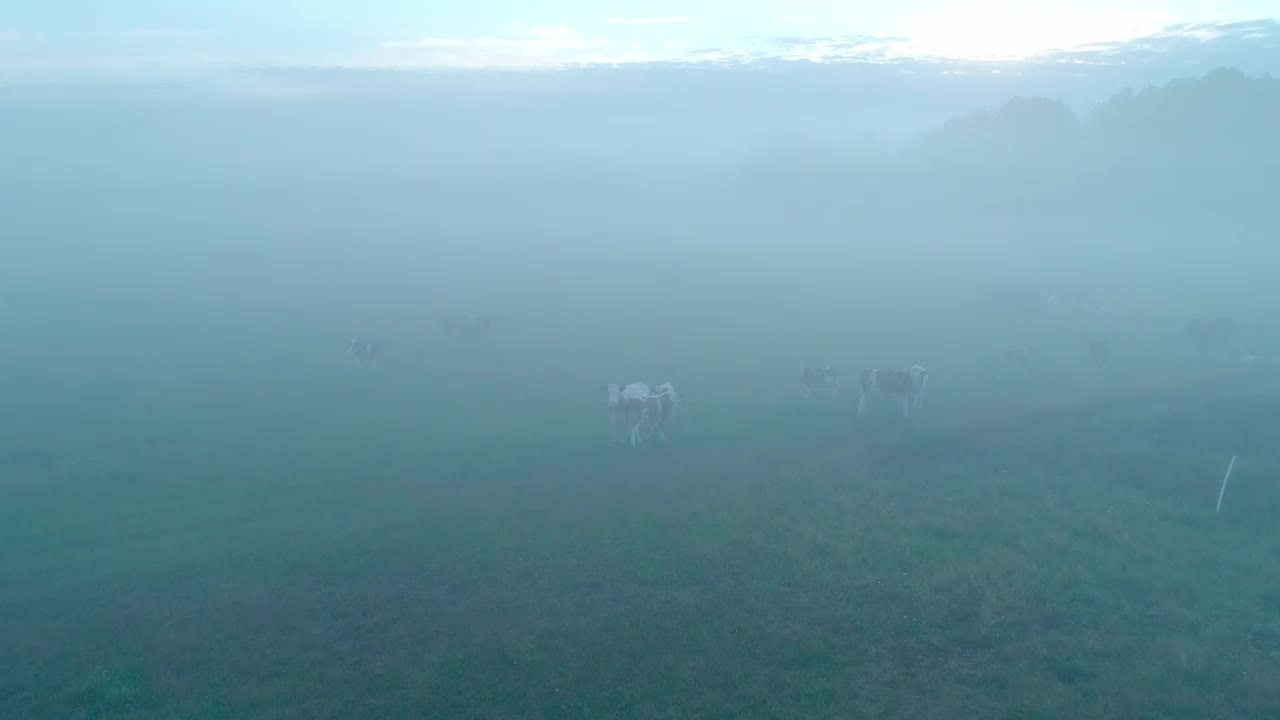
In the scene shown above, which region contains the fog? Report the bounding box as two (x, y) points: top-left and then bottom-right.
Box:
(3, 62), (1278, 482)
(7, 21), (1280, 716)
(4, 61), (1278, 375)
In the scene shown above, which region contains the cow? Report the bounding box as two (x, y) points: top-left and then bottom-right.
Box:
(346, 337), (383, 366)
(858, 365), (929, 417)
(801, 366), (840, 399)
(604, 381), (652, 447)
(646, 382), (681, 441)
(1182, 317), (1238, 354)
(1089, 339), (1112, 364)
(998, 344), (1038, 379)
(441, 312), (492, 351)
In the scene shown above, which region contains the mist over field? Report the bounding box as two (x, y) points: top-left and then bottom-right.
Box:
(3, 19), (1280, 718)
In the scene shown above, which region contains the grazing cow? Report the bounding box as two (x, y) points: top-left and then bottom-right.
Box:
(646, 382), (681, 440)
(859, 365), (929, 417)
(604, 381), (652, 447)
(346, 337), (383, 366)
(1089, 339), (1112, 364)
(998, 344), (1038, 379)
(441, 312), (492, 350)
(1182, 317), (1238, 354)
(801, 366), (840, 398)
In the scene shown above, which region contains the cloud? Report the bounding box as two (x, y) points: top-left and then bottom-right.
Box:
(7, 15), (1279, 82)
(891, 6), (1173, 60)
(605, 16), (698, 26)
(368, 24), (671, 68)
(380, 25), (593, 51)
(1032, 19), (1280, 68)
(742, 35), (913, 63)
(362, 16), (1280, 72)
(726, 18), (1280, 71)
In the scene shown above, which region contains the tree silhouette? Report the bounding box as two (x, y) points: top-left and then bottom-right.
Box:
(1085, 67), (1280, 171)
(911, 95), (1081, 172)
(908, 67), (1279, 175)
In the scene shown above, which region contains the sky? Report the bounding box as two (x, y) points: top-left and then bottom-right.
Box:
(2, 0), (1279, 76)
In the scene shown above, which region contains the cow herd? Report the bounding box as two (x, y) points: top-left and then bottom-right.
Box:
(600, 363), (934, 448)
(597, 311), (1270, 448)
(347, 306), (1272, 449)
(795, 363), (932, 418)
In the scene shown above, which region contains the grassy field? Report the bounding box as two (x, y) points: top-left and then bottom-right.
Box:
(3, 321), (1280, 719)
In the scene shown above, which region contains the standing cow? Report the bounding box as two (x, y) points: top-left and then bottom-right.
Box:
(646, 382), (681, 441)
(859, 365), (929, 417)
(801, 366), (840, 399)
(604, 381), (652, 447)
(346, 337), (384, 367)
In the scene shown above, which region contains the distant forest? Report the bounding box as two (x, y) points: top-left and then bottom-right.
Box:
(914, 67), (1279, 180)
(746, 68), (1280, 216)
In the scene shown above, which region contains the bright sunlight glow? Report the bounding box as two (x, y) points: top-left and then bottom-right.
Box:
(894, 6), (1175, 59)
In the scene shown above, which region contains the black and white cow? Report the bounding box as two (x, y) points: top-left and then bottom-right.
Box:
(998, 344), (1038, 379)
(604, 381), (652, 447)
(646, 382), (680, 441)
(801, 366), (840, 399)
(441, 312), (492, 351)
(858, 365), (929, 417)
(346, 337), (383, 366)
(1182, 317), (1238, 354)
